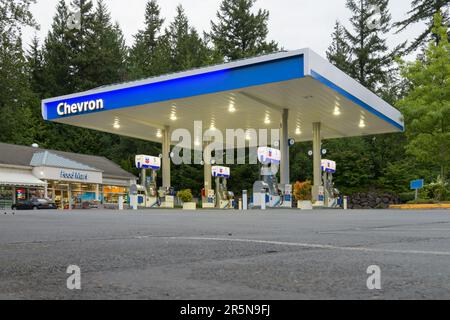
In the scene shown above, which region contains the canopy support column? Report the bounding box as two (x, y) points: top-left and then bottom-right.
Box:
(280, 108), (290, 185)
(162, 126), (171, 188)
(312, 122), (322, 202)
(203, 141), (212, 194)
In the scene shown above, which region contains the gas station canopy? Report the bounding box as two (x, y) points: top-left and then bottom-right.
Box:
(42, 48), (404, 144)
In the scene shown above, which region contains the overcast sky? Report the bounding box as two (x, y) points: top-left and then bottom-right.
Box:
(23, 0), (424, 59)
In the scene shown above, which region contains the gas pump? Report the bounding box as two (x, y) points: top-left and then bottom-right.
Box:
(202, 188), (216, 209)
(158, 186), (175, 208)
(135, 155), (161, 208)
(212, 166), (234, 209)
(280, 184), (293, 208)
(321, 159), (340, 208)
(253, 147), (284, 208)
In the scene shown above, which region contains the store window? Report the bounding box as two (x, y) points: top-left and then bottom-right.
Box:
(28, 188), (45, 199)
(14, 187), (44, 202)
(71, 183), (98, 209)
(0, 186), (13, 209)
(50, 183), (69, 210)
(103, 186), (128, 204)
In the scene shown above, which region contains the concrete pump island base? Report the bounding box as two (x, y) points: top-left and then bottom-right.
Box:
(41, 49), (404, 210)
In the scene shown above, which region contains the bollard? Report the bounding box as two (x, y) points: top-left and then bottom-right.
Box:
(118, 196), (124, 211)
(239, 199), (243, 210)
(242, 190), (248, 210)
(343, 196), (348, 210)
(130, 195), (138, 210)
(261, 189), (266, 210)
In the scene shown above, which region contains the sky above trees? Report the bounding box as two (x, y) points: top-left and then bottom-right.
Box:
(23, 0), (429, 59)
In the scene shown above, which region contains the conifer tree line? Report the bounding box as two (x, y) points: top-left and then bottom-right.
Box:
(0, 0), (449, 199)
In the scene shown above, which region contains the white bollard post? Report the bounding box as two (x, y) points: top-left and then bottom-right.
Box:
(118, 196), (124, 211)
(242, 190), (248, 210)
(261, 189), (266, 210)
(130, 195), (138, 210)
(343, 196), (348, 210)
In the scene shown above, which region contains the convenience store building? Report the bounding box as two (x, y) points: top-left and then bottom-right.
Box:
(0, 142), (136, 210)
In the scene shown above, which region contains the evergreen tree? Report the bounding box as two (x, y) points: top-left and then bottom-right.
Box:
(27, 36), (46, 98)
(70, 0), (129, 154)
(0, 0), (37, 35)
(69, 0), (96, 91)
(42, 0), (77, 95)
(38, 0), (88, 151)
(128, 0), (166, 79)
(210, 0), (279, 61)
(36, 0), (163, 172)
(394, 0), (450, 54)
(37, 0), (112, 154)
(344, 0), (403, 91)
(324, 138), (376, 193)
(43, 0), (127, 92)
(167, 5), (215, 71)
(326, 21), (353, 74)
(0, 0), (40, 145)
(81, 0), (128, 88)
(324, 0), (412, 194)
(0, 35), (38, 145)
(398, 13), (450, 182)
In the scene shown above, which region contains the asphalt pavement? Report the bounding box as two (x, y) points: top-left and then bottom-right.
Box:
(1, 208), (450, 300)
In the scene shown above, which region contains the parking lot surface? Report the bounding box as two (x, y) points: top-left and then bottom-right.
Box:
(1, 209), (450, 299)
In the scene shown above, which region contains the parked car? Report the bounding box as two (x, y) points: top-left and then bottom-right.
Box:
(11, 199), (58, 210)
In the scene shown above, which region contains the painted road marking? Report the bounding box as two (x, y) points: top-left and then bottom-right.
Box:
(156, 236), (450, 257)
(319, 228), (450, 233)
(6, 234), (450, 257)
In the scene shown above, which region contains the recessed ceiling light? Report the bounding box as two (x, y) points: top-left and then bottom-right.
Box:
(113, 123), (121, 129)
(295, 128), (302, 135)
(156, 130), (162, 138)
(359, 120), (366, 128)
(333, 106), (341, 116)
(264, 118), (271, 124)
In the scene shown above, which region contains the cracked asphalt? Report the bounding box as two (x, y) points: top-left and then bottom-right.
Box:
(1, 209), (450, 300)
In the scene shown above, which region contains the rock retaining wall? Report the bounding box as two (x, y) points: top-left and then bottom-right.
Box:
(349, 192), (400, 209)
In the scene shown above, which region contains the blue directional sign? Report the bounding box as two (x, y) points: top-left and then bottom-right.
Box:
(410, 179), (424, 190)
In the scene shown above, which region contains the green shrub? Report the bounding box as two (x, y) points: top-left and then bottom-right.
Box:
(407, 199), (438, 204)
(177, 189), (193, 203)
(420, 176), (449, 201)
(399, 192), (416, 204)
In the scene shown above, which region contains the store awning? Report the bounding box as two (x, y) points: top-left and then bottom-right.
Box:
(0, 168), (46, 187)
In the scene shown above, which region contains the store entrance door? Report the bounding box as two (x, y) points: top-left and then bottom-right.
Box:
(54, 189), (69, 210)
